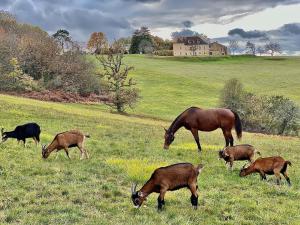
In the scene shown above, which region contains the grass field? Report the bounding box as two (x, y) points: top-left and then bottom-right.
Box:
(1, 56), (300, 224)
(122, 55), (300, 120)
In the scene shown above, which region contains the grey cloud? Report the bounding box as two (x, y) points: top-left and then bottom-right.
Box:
(228, 28), (266, 38)
(280, 23), (300, 35)
(171, 29), (199, 39)
(1, 0), (300, 43)
(182, 20), (194, 28)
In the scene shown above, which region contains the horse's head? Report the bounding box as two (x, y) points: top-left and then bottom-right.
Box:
(163, 128), (175, 149)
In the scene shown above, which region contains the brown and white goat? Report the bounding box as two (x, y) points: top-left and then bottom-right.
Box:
(239, 156), (291, 186)
(131, 163), (204, 211)
(42, 130), (90, 160)
(219, 144), (261, 170)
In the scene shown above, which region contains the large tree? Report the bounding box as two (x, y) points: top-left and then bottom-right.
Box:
(87, 32), (108, 54)
(265, 41), (281, 56)
(52, 29), (72, 52)
(129, 27), (154, 54)
(229, 40), (239, 55)
(245, 41), (256, 55)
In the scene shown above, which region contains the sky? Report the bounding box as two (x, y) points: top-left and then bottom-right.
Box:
(1, 0), (300, 54)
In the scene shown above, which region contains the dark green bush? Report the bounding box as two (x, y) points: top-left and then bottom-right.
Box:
(220, 78), (299, 136)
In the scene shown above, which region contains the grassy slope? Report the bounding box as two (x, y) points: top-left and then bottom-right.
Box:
(0, 94), (300, 225)
(121, 55), (300, 120)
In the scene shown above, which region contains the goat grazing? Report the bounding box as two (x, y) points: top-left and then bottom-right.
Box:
(42, 130), (90, 160)
(1, 123), (41, 146)
(219, 144), (261, 170)
(239, 156), (291, 186)
(131, 163), (204, 211)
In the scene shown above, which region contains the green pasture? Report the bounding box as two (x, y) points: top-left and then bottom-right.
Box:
(0, 94), (299, 224)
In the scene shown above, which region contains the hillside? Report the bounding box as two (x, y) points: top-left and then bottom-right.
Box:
(0, 94), (299, 224)
(119, 55), (300, 120)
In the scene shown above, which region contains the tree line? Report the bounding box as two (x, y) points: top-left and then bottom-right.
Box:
(229, 39), (282, 56)
(87, 27), (173, 56)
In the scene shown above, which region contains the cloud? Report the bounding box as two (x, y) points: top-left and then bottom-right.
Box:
(1, 0), (300, 42)
(182, 20), (194, 28)
(228, 28), (266, 39)
(171, 29), (199, 39)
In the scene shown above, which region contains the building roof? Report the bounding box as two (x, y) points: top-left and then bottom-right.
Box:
(209, 42), (226, 48)
(175, 36), (209, 45)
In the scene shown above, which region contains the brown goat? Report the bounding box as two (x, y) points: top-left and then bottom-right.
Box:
(239, 156), (291, 186)
(42, 130), (90, 160)
(131, 163), (204, 211)
(219, 144), (261, 170)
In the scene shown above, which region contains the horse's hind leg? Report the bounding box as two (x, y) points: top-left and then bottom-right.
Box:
(191, 128), (201, 152)
(222, 129), (230, 147)
(229, 132), (234, 146)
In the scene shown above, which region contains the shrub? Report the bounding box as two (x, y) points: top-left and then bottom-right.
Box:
(96, 43), (140, 112)
(220, 78), (299, 136)
(0, 58), (40, 92)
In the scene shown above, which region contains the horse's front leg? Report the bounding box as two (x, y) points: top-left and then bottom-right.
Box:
(191, 128), (201, 152)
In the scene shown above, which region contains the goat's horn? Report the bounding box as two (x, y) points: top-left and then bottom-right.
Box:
(131, 183), (137, 194)
(242, 164), (247, 169)
(1, 128), (4, 134)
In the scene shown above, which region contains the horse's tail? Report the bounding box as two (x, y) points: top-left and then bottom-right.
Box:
(231, 110), (242, 140)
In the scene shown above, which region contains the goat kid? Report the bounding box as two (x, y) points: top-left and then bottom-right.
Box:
(239, 156), (291, 186)
(1, 123), (41, 146)
(131, 163), (204, 211)
(219, 144), (261, 170)
(42, 130), (89, 160)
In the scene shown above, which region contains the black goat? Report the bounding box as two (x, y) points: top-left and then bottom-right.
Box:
(131, 163), (204, 211)
(1, 123), (41, 146)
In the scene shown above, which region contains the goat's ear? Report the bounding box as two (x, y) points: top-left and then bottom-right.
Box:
(131, 183), (137, 194)
(224, 151), (229, 157)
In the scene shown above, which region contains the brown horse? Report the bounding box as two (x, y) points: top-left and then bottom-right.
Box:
(164, 107), (242, 152)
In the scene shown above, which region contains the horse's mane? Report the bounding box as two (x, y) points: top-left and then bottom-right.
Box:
(168, 107), (199, 133)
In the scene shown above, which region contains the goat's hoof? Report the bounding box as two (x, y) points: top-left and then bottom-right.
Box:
(193, 205), (198, 210)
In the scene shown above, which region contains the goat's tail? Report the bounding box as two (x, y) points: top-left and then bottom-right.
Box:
(285, 161), (292, 167)
(282, 160), (292, 172)
(85, 134), (91, 138)
(195, 164), (204, 174)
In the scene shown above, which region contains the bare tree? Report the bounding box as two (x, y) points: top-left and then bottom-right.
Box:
(245, 41), (256, 55)
(96, 43), (140, 112)
(229, 40), (239, 55)
(256, 46), (265, 56)
(265, 41), (281, 56)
